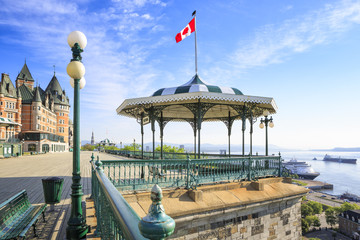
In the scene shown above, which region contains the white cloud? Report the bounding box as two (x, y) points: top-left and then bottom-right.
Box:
(141, 13), (152, 20)
(230, 0), (360, 70)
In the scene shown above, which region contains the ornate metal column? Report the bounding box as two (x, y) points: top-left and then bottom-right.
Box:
(241, 110), (246, 156)
(222, 111), (234, 157)
(193, 117), (197, 159)
(159, 112), (164, 160)
(141, 113), (144, 159)
(150, 108), (156, 159)
(197, 102), (202, 159)
(228, 112), (232, 157)
(248, 114), (257, 156)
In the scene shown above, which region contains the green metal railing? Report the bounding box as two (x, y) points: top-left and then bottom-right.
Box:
(91, 157), (147, 239)
(100, 155), (282, 191)
(105, 149), (248, 159)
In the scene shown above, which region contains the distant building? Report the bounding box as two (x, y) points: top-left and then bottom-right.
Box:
(0, 62), (71, 156)
(339, 209), (360, 239)
(16, 62), (70, 153)
(146, 146), (150, 152)
(0, 73), (23, 157)
(99, 138), (116, 147)
(91, 131), (95, 145)
(68, 119), (73, 149)
(179, 145), (184, 150)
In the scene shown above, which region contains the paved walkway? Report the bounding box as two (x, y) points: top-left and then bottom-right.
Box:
(0, 151), (122, 239)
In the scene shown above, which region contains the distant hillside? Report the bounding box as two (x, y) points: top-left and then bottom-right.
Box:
(331, 147), (360, 152)
(311, 147), (360, 152)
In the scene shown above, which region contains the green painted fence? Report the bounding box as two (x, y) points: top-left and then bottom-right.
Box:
(105, 149), (247, 159)
(100, 155), (282, 191)
(91, 158), (147, 239)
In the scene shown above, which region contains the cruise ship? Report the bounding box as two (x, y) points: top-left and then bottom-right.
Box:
(283, 159), (320, 180)
(323, 154), (357, 164)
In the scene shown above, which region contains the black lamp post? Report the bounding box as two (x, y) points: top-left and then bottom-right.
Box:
(259, 110), (274, 156)
(65, 31), (88, 239)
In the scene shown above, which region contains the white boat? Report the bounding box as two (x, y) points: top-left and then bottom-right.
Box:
(283, 158), (320, 180)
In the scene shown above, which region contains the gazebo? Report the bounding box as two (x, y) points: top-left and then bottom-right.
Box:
(116, 74), (277, 159)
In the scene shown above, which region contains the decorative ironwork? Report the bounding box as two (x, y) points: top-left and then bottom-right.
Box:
(71, 43), (83, 62)
(101, 151), (281, 191)
(139, 185), (176, 239)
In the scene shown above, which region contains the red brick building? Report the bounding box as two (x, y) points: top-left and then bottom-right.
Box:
(0, 62), (71, 154)
(0, 73), (23, 157)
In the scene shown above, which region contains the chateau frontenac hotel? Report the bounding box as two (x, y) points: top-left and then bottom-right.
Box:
(0, 62), (71, 157)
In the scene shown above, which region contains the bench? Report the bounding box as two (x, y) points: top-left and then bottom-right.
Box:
(0, 190), (47, 239)
(149, 166), (165, 177)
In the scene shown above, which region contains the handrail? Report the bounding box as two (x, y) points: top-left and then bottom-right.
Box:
(104, 149), (272, 159)
(91, 160), (147, 239)
(99, 155), (282, 191)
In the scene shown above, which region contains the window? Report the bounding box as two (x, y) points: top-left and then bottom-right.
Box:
(28, 144), (36, 152)
(36, 124), (40, 130)
(38, 106), (40, 110)
(6, 102), (8, 108)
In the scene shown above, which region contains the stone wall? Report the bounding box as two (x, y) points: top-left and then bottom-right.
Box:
(170, 195), (302, 240)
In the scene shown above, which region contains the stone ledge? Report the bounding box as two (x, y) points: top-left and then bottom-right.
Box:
(123, 177), (308, 219)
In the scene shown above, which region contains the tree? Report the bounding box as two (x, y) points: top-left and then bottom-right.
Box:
(305, 215), (321, 228)
(301, 204), (314, 218)
(338, 202), (360, 213)
(325, 207), (337, 227)
(104, 145), (120, 151)
(308, 201), (323, 214)
(301, 218), (309, 234)
(313, 216), (321, 228)
(121, 144), (141, 151)
(155, 144), (185, 153)
(81, 144), (96, 151)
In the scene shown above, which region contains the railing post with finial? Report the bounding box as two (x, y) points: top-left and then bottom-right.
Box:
(94, 155), (103, 236)
(139, 184), (175, 239)
(278, 152), (282, 177)
(90, 153), (95, 199)
(248, 155), (252, 181)
(186, 154), (191, 189)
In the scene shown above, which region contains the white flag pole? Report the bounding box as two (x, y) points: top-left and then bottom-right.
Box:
(193, 10), (197, 74)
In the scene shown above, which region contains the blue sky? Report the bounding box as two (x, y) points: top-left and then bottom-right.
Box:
(0, 0), (360, 152)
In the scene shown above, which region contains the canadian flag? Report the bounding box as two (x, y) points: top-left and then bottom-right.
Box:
(175, 18), (195, 43)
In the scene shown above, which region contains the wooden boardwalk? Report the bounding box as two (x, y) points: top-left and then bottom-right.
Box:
(0, 151), (124, 239)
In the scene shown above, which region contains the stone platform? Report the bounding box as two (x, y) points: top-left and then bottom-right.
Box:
(124, 177), (309, 240)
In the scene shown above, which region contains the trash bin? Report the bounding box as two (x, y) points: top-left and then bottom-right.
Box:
(42, 177), (64, 206)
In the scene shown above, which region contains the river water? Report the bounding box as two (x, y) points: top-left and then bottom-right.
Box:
(281, 151), (360, 196)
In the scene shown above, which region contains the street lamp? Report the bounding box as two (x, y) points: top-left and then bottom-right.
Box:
(66, 30), (89, 239)
(133, 138), (136, 156)
(259, 110), (274, 156)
